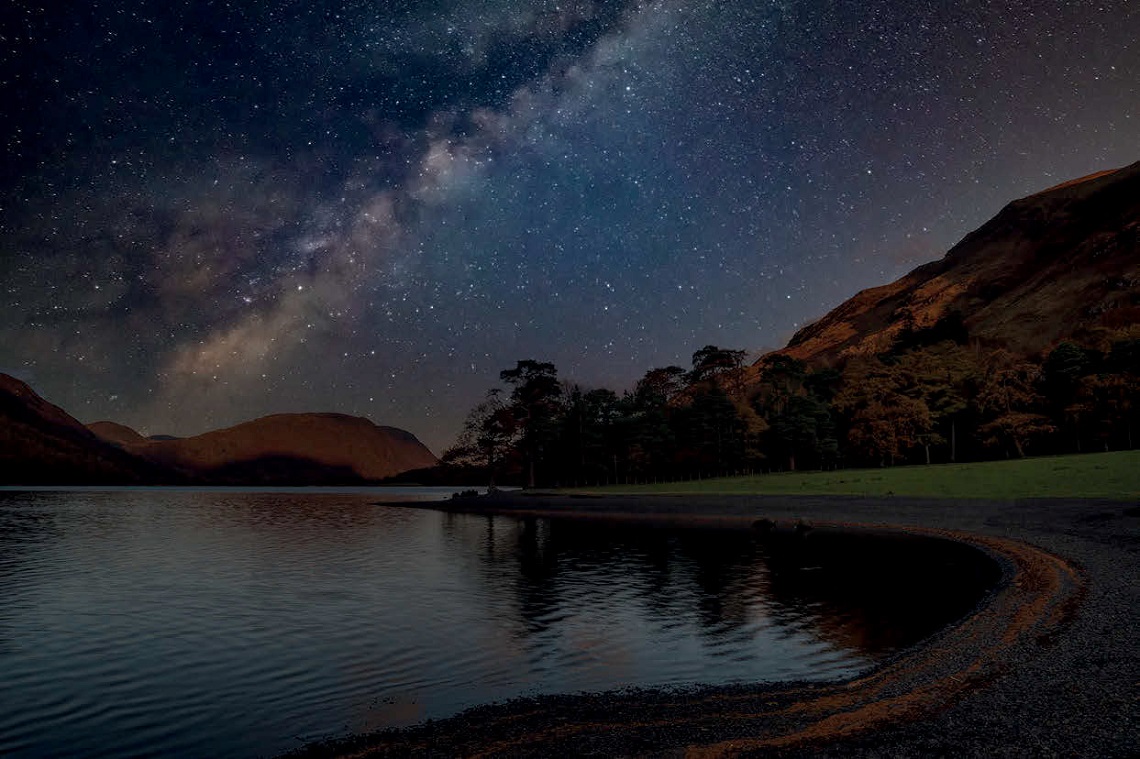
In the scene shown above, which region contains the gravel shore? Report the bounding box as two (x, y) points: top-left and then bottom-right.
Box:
(292, 492), (1139, 758)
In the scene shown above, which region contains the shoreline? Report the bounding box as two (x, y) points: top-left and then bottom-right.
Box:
(293, 493), (1137, 757)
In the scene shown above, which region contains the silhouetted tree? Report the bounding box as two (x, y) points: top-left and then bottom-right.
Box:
(769, 394), (833, 471)
(446, 327), (1138, 488)
(633, 365), (687, 407)
(500, 360), (563, 487)
(689, 345), (748, 395)
(442, 389), (515, 486)
(675, 387), (749, 474)
(1105, 337), (1140, 448)
(750, 354), (807, 417)
(1041, 341), (1098, 452)
(558, 385), (620, 485)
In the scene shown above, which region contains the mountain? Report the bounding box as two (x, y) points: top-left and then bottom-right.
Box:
(778, 161), (1140, 366)
(90, 412), (439, 485)
(1, 374), (437, 485)
(87, 420), (150, 448)
(0, 375), (184, 485)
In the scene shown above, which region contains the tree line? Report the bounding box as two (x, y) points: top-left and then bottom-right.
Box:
(443, 319), (1140, 488)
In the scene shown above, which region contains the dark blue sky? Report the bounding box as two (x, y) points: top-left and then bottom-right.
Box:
(3, 0), (1138, 452)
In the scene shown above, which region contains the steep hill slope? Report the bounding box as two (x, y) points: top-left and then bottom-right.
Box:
(779, 161), (1140, 365)
(0, 375), (184, 484)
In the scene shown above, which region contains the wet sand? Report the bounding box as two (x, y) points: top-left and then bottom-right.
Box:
(291, 492), (1139, 758)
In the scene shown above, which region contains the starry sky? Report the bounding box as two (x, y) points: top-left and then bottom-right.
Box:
(2, 0), (1138, 453)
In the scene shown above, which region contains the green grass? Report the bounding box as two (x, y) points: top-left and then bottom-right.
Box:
(561, 450), (1140, 500)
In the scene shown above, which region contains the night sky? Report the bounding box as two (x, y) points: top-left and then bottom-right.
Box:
(3, 1), (1138, 453)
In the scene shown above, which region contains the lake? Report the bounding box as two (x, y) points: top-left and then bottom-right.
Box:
(0, 489), (997, 758)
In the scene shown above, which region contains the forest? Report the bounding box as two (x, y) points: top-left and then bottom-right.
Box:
(443, 317), (1140, 488)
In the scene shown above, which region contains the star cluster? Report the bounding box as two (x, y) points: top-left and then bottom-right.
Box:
(2, 0), (1138, 452)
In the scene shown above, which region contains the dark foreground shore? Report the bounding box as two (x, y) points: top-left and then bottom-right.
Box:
(292, 493), (1139, 758)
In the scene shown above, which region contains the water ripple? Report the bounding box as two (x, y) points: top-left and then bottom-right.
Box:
(0, 490), (996, 758)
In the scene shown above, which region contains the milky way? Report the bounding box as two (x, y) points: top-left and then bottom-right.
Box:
(2, 0), (1138, 452)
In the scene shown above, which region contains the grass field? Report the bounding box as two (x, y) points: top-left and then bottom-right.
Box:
(562, 450), (1140, 500)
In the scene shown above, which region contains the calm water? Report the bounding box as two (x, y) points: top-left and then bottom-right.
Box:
(0, 490), (996, 758)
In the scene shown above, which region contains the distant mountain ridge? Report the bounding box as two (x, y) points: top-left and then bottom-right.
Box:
(0, 374), (437, 485)
(90, 413), (438, 484)
(776, 161), (1140, 366)
(87, 420), (150, 448)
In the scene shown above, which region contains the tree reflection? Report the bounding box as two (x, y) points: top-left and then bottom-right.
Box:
(442, 514), (999, 663)
(759, 529), (1001, 654)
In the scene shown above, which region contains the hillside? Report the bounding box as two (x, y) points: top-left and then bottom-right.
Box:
(0, 375), (185, 485)
(87, 420), (151, 448)
(778, 161), (1140, 365)
(92, 412), (439, 485)
(1, 374), (438, 486)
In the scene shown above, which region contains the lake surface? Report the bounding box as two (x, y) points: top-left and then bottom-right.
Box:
(0, 489), (997, 758)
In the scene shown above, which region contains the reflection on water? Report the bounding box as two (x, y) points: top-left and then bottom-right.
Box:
(0, 491), (997, 758)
